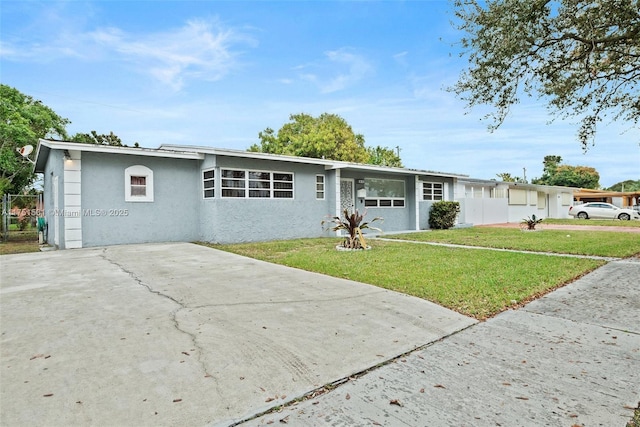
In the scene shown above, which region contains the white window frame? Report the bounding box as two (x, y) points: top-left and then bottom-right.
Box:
(364, 178), (405, 208)
(125, 165), (154, 202)
(221, 168), (294, 199)
(491, 187), (508, 199)
(422, 182), (443, 201)
(203, 169), (215, 199)
(316, 174), (325, 200)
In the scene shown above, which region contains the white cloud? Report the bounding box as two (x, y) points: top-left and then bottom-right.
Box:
(89, 19), (253, 90)
(321, 49), (372, 93)
(392, 51), (409, 66)
(2, 16), (255, 91)
(295, 48), (372, 94)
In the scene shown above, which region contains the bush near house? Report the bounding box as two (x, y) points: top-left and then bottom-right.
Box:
(429, 201), (461, 229)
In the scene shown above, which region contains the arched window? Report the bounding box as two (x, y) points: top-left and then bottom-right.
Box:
(125, 165), (154, 202)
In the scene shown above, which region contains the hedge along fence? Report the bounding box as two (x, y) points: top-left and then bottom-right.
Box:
(428, 201), (461, 230)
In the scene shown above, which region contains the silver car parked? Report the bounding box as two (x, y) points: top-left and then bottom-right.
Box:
(569, 202), (640, 220)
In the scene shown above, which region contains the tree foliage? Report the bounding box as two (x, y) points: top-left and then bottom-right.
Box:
(250, 113), (367, 162)
(606, 179), (640, 192)
(547, 165), (600, 188)
(532, 155), (563, 184)
(366, 146), (403, 167)
(0, 84), (69, 195)
(532, 154), (600, 188)
(71, 130), (123, 146)
(249, 113), (402, 166)
(496, 172), (526, 183)
(0, 85), (139, 195)
(70, 130), (139, 147)
(451, 0), (640, 149)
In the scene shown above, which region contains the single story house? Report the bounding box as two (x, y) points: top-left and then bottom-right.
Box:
(34, 139), (470, 249)
(34, 139), (577, 249)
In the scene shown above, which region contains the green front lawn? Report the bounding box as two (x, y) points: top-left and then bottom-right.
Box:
(387, 228), (640, 258)
(204, 238), (603, 320)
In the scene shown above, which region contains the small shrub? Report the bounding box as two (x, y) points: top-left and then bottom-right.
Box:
(18, 217), (30, 231)
(428, 201), (460, 229)
(322, 209), (383, 249)
(521, 214), (543, 230)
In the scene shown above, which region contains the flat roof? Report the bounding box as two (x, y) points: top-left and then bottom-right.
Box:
(34, 139), (204, 172)
(34, 139), (468, 179)
(160, 144), (468, 179)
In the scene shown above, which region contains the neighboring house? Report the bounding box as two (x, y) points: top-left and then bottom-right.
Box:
(573, 188), (640, 209)
(34, 139), (468, 249)
(455, 178), (576, 225)
(34, 140), (577, 249)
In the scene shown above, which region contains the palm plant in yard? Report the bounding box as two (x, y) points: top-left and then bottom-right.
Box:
(521, 214), (544, 231)
(322, 209), (383, 250)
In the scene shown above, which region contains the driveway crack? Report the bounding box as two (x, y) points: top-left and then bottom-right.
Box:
(99, 248), (216, 381)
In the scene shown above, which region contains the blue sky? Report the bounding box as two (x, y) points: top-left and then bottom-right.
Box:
(1, 0), (638, 187)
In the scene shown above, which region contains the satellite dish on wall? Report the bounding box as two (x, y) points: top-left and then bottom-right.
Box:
(18, 145), (34, 156)
(16, 145), (36, 164)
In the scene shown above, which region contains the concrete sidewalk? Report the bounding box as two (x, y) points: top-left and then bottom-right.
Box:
(0, 243), (475, 426)
(244, 259), (640, 426)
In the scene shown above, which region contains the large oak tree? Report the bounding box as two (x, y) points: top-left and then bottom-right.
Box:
(451, 0), (639, 149)
(249, 113), (403, 167)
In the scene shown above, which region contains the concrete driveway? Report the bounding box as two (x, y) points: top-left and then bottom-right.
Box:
(0, 243), (475, 426)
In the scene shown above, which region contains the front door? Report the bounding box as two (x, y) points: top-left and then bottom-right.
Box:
(340, 178), (355, 214)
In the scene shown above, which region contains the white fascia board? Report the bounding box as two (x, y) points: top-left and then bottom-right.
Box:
(38, 140), (204, 160)
(328, 162), (467, 179)
(161, 143), (467, 179)
(160, 144), (336, 167)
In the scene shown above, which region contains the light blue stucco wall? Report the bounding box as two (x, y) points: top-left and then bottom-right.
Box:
(340, 171), (416, 233)
(198, 155), (333, 244)
(42, 147), (465, 247)
(80, 152), (200, 247)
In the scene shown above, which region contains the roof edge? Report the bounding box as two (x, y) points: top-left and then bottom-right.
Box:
(160, 144), (467, 178)
(34, 140), (204, 171)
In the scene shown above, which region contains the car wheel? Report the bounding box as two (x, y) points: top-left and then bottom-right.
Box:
(577, 212), (589, 219)
(618, 213), (631, 221)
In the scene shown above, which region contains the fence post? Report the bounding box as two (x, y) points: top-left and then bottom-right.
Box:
(2, 193), (8, 242)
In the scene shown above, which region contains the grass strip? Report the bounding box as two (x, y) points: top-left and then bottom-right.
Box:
(386, 228), (640, 258)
